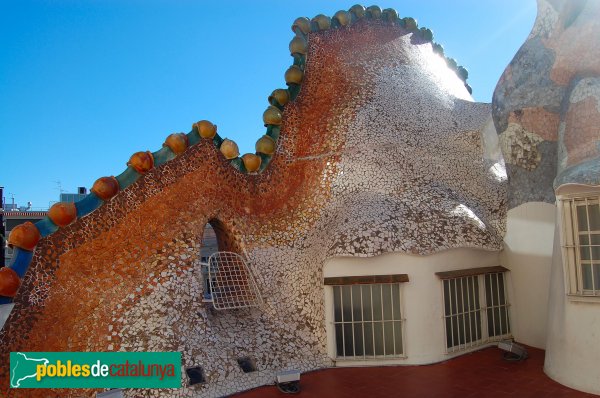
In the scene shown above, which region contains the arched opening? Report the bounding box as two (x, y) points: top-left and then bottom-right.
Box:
(200, 224), (218, 264)
(199, 219), (262, 310)
(200, 219), (241, 263)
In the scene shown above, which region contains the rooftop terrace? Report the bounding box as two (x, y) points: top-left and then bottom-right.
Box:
(236, 346), (595, 398)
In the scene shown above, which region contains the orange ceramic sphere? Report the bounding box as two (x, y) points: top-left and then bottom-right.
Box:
(195, 120), (217, 139)
(292, 17), (311, 34)
(256, 135), (276, 155)
(48, 202), (77, 227)
(91, 176), (120, 201)
(220, 139), (240, 160)
(0, 267), (21, 297)
(366, 5), (382, 18)
(312, 14), (331, 30)
(285, 65), (304, 85)
(349, 5), (366, 18)
(334, 10), (351, 26)
(263, 106), (283, 126)
(8, 222), (41, 251)
(164, 133), (189, 155)
(382, 8), (398, 21)
(128, 151), (154, 173)
(269, 89), (290, 107)
(289, 36), (307, 55)
(242, 153), (262, 172)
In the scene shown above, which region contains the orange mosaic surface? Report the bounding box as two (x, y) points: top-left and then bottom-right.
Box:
(492, 0), (600, 205)
(0, 15), (501, 398)
(507, 107), (560, 142)
(0, 37), (336, 397)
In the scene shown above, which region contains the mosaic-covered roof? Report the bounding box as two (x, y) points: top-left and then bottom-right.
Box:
(493, 0), (600, 207)
(0, 5), (508, 397)
(1, 4), (477, 304)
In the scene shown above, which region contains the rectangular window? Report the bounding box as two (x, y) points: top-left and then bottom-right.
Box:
(561, 195), (600, 296)
(440, 270), (510, 353)
(332, 283), (404, 359)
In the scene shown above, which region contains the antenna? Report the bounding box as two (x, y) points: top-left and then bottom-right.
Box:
(54, 180), (65, 194)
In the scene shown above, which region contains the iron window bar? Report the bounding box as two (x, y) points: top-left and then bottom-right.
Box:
(332, 283), (406, 359)
(201, 251), (263, 310)
(441, 272), (511, 353)
(561, 195), (600, 296)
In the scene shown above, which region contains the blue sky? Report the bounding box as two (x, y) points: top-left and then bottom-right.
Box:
(0, 1), (537, 209)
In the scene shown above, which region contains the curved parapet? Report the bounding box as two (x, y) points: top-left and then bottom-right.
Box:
(0, 5), (476, 306)
(493, 0), (600, 207)
(0, 5), (504, 397)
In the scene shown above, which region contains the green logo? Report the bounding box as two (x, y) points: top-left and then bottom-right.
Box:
(10, 352), (181, 389)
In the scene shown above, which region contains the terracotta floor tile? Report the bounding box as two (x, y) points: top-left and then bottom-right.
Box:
(234, 346), (596, 398)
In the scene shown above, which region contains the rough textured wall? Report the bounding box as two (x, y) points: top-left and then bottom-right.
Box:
(493, 0), (600, 207)
(0, 17), (505, 398)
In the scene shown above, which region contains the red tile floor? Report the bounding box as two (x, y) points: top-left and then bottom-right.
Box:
(235, 346), (597, 397)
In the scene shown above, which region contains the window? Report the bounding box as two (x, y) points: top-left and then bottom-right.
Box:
(561, 195), (600, 296)
(326, 275), (407, 359)
(437, 267), (510, 353)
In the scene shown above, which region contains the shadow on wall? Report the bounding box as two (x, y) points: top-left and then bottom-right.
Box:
(202, 219), (243, 255)
(501, 202), (556, 349)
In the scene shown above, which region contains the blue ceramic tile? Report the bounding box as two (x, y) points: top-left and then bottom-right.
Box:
(35, 218), (59, 237)
(75, 192), (103, 216)
(115, 167), (140, 190)
(153, 146), (176, 167)
(8, 248), (33, 278)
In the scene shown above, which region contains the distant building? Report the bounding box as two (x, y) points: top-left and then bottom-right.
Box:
(59, 187), (88, 203)
(3, 211), (47, 267)
(2, 187), (89, 266)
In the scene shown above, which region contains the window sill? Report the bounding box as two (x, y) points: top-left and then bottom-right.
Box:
(567, 294), (600, 303)
(324, 274), (409, 286)
(332, 356), (407, 367)
(445, 338), (510, 356)
(435, 265), (508, 280)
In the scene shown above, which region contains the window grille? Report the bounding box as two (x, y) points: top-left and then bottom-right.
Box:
(204, 251), (262, 310)
(442, 272), (510, 353)
(562, 196), (600, 295)
(332, 283), (404, 359)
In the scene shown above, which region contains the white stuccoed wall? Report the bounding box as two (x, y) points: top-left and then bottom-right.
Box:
(545, 207), (600, 395)
(323, 248), (501, 365)
(500, 202), (555, 348)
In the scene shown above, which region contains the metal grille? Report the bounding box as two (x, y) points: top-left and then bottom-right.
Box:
(443, 272), (510, 353)
(573, 197), (600, 294)
(206, 251), (262, 310)
(332, 283), (404, 359)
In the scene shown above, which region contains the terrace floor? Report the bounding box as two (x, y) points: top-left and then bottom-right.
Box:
(235, 346), (597, 397)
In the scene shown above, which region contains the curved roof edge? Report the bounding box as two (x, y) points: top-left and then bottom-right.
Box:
(0, 4), (472, 303)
